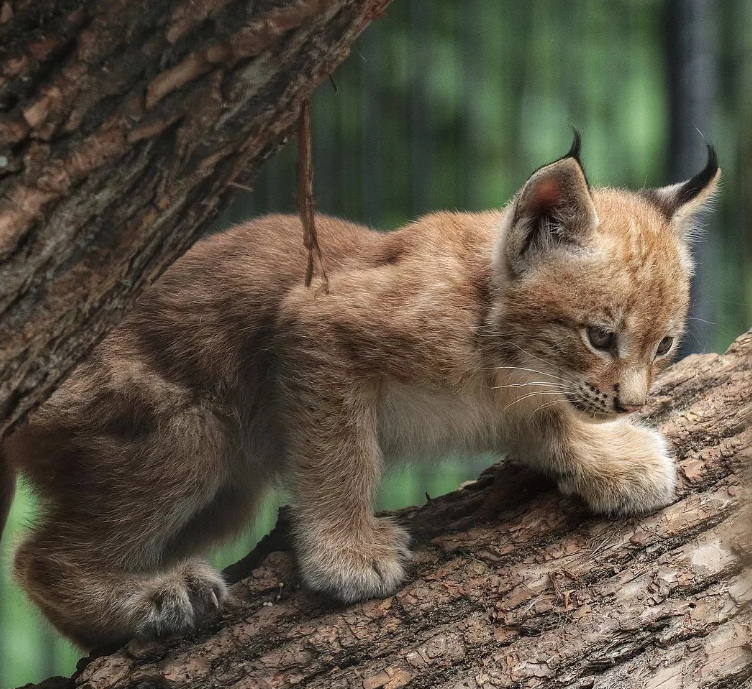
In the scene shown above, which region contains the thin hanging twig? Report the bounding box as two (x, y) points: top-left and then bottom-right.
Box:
(228, 181), (254, 192)
(297, 99), (329, 293)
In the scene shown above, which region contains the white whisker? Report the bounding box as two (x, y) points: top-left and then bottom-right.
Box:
(508, 343), (560, 370)
(531, 399), (569, 416)
(495, 366), (569, 383)
(503, 391), (564, 412)
(491, 381), (566, 390)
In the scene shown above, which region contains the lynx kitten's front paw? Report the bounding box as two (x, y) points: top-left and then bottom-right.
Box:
(296, 518), (411, 604)
(558, 426), (677, 516)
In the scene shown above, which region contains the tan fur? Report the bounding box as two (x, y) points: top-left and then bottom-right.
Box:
(0, 146), (719, 648)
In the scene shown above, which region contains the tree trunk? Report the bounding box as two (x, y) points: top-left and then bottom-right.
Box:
(0, 0), (392, 439)
(21, 330), (751, 689)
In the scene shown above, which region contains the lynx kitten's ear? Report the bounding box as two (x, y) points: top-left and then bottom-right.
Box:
(641, 144), (720, 239)
(499, 132), (599, 276)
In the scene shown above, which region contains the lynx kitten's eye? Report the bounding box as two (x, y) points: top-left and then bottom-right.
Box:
(587, 326), (615, 351)
(656, 336), (674, 356)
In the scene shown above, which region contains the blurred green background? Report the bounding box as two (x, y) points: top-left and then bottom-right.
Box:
(2, 0), (751, 685)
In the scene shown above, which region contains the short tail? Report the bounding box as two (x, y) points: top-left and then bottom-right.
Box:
(0, 442), (16, 543)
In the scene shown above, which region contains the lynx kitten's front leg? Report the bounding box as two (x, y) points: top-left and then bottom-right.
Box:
(295, 517), (411, 603)
(283, 358), (411, 604)
(555, 420), (677, 516)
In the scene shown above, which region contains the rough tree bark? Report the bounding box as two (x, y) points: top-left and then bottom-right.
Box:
(0, 0), (392, 439)
(21, 331), (751, 689)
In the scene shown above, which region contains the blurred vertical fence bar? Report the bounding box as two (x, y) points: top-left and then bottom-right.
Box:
(667, 0), (718, 356)
(359, 18), (383, 227)
(409, 0), (434, 217)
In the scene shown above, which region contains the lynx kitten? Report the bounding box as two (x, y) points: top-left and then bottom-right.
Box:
(1, 135), (719, 648)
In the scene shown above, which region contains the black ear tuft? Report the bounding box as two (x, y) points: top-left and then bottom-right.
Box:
(565, 128), (583, 164)
(559, 128), (588, 188)
(675, 144), (718, 206)
(639, 143), (720, 236)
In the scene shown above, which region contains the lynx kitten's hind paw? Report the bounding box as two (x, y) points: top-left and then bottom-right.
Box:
(297, 519), (411, 604)
(133, 559), (227, 638)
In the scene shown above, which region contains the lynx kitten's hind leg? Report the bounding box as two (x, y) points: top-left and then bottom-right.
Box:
(14, 538), (227, 648)
(131, 559), (227, 639)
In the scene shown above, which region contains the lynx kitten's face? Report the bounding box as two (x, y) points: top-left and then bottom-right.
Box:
(494, 139), (718, 421)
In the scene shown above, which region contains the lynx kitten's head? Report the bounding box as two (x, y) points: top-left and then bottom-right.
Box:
(493, 133), (720, 420)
